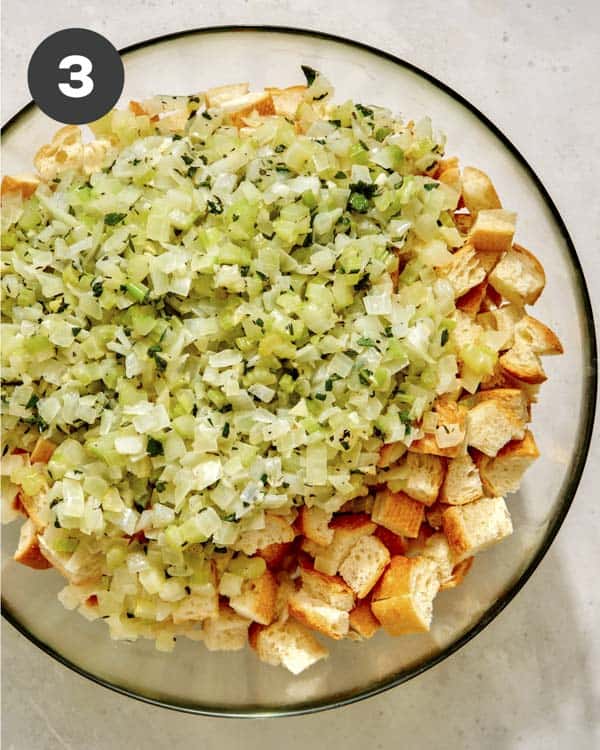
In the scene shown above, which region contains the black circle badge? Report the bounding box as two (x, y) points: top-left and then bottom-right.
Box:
(28, 28), (124, 125)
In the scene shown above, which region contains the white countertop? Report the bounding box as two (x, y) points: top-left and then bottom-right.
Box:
(2, 1), (599, 747)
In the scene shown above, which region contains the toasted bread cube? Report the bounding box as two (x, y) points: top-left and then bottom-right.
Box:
(338, 495), (374, 514)
(425, 502), (450, 530)
(442, 496), (512, 562)
(439, 244), (486, 298)
(296, 505), (333, 546)
(234, 514), (295, 555)
(440, 453), (483, 505)
(371, 556), (440, 635)
(514, 315), (563, 355)
(312, 514), (376, 576)
(438, 166), (462, 194)
(406, 531), (455, 586)
(401, 452), (446, 506)
(440, 557), (474, 590)
(377, 441), (407, 468)
(339, 535), (391, 599)
(1, 174), (40, 199)
(203, 604), (250, 651)
(453, 211), (474, 235)
(473, 387), (529, 422)
(30, 437), (56, 464)
(250, 619), (328, 674)
(374, 525), (407, 555)
(466, 398), (526, 457)
(220, 92), (276, 127)
(265, 85), (306, 118)
(469, 209), (516, 254)
(206, 82), (250, 107)
(37, 531), (102, 585)
(229, 570), (278, 626)
(499, 343), (547, 384)
(409, 397), (467, 458)
(461, 167), (502, 214)
(474, 430), (539, 497)
(17, 490), (49, 530)
(172, 586), (219, 624)
(288, 590), (349, 640)
(14, 519), (52, 570)
(349, 598), (381, 639)
(456, 280), (488, 317)
(255, 541), (293, 570)
(488, 244), (545, 305)
(372, 490), (424, 538)
(300, 567), (355, 611)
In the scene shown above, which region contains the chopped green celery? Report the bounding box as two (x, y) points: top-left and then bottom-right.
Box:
(207, 389), (227, 409)
(128, 305), (156, 336)
(24, 335), (54, 360)
(279, 374), (295, 394)
(124, 281), (148, 302)
(164, 525), (184, 548)
(106, 545), (128, 571)
(52, 536), (79, 554)
(349, 143), (369, 164)
(302, 190), (318, 209)
(1, 230), (17, 249)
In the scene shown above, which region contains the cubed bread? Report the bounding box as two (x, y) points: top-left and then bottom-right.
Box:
(466, 397), (527, 456)
(255, 541), (293, 570)
(349, 598), (381, 639)
(473, 430), (539, 496)
(473, 387), (529, 421)
(205, 82), (250, 107)
(461, 167), (502, 214)
(288, 590), (350, 639)
(300, 567), (355, 611)
(13, 518), (52, 570)
(488, 244), (545, 305)
(453, 211), (474, 235)
(440, 453), (483, 505)
(1, 174), (40, 198)
(514, 315), (563, 355)
(371, 556), (440, 635)
(374, 525), (407, 555)
(202, 604), (250, 651)
(312, 514), (376, 576)
(18, 488), (50, 530)
(37, 532), (102, 585)
(499, 342), (547, 384)
(30, 437), (56, 464)
(229, 570), (278, 625)
(172, 586), (219, 624)
(220, 92), (276, 127)
(371, 489), (424, 538)
(234, 514), (295, 555)
(442, 496), (513, 562)
(401, 452), (446, 506)
(438, 166), (462, 194)
(425, 502), (450, 530)
(409, 397), (467, 459)
(339, 535), (390, 598)
(440, 557), (474, 590)
(378, 441), (407, 468)
(469, 209), (516, 254)
(249, 619), (328, 674)
(456, 280), (489, 317)
(438, 244), (486, 298)
(265, 85), (306, 118)
(296, 505), (333, 546)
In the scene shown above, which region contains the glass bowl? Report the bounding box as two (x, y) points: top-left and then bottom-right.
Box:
(1, 26), (596, 717)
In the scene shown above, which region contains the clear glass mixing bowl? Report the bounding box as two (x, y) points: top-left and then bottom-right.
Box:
(1, 26), (596, 717)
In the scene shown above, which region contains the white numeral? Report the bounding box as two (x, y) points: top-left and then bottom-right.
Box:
(58, 55), (94, 98)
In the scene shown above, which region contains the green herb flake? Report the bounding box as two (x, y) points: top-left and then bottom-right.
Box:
(147, 437), (164, 457)
(104, 212), (127, 226)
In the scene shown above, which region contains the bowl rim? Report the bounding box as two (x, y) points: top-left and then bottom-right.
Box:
(2, 23), (597, 719)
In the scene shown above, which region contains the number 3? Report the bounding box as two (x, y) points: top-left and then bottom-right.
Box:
(58, 55), (94, 98)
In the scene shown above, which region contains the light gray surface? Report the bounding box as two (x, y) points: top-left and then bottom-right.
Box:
(1, 1), (599, 748)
